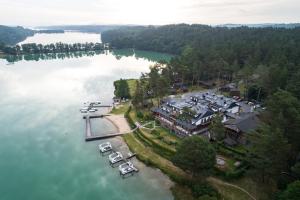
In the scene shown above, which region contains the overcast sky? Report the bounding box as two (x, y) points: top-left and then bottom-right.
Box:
(1, 0), (299, 27)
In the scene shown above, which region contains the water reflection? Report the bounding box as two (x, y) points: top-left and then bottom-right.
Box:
(1, 49), (173, 64)
(3, 51), (105, 63)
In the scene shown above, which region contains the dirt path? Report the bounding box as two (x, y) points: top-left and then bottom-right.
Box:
(207, 177), (257, 200)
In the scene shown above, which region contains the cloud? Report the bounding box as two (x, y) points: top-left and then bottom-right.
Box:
(0, 0), (299, 26)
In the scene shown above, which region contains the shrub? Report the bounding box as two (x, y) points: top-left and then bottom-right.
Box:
(151, 129), (160, 136)
(157, 136), (164, 140)
(136, 110), (144, 119)
(191, 183), (220, 199)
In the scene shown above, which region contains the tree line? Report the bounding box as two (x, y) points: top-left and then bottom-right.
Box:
(3, 51), (103, 63)
(0, 42), (106, 55)
(0, 25), (34, 45)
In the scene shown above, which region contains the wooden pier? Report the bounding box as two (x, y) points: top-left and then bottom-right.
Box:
(84, 115), (124, 142)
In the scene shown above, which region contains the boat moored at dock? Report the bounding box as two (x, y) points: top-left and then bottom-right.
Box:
(108, 152), (123, 165)
(119, 161), (139, 178)
(99, 142), (113, 153)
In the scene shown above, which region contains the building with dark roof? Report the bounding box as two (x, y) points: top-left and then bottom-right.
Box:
(224, 113), (261, 145)
(152, 90), (242, 136)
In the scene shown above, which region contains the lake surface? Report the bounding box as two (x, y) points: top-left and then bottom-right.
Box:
(0, 33), (173, 200)
(19, 32), (102, 44)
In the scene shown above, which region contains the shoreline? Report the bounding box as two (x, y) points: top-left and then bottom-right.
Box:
(104, 114), (131, 134)
(102, 114), (174, 194)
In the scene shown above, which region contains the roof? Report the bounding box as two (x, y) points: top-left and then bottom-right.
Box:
(224, 113), (260, 133)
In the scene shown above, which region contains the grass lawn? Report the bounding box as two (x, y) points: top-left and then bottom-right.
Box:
(126, 79), (137, 97)
(140, 128), (177, 152)
(110, 102), (130, 115)
(230, 174), (276, 200)
(208, 177), (256, 200)
(123, 132), (188, 180)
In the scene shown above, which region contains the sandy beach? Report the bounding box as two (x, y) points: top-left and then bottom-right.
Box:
(104, 114), (132, 134)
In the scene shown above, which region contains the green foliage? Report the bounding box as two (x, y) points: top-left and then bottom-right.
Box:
(136, 110), (144, 119)
(191, 183), (220, 199)
(209, 115), (225, 141)
(0, 25), (34, 45)
(114, 79), (131, 99)
(277, 181), (300, 200)
(178, 107), (196, 121)
(247, 84), (267, 102)
(197, 195), (218, 200)
(291, 162), (300, 178)
(102, 24), (300, 101)
(173, 136), (216, 176)
(287, 70), (300, 99)
(247, 124), (291, 182)
(2, 42), (105, 55)
(148, 64), (170, 105)
(136, 129), (176, 159)
(151, 130), (160, 136)
(124, 106), (136, 129)
(214, 165), (248, 181)
(266, 90), (300, 153)
(132, 80), (144, 107)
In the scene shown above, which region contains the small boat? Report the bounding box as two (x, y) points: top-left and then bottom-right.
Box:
(109, 152), (123, 164)
(94, 101), (101, 105)
(80, 109), (88, 113)
(99, 142), (112, 153)
(119, 161), (138, 176)
(89, 108), (97, 112)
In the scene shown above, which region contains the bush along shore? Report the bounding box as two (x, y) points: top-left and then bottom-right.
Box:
(0, 42), (109, 55)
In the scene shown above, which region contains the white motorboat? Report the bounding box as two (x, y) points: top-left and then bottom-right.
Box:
(89, 108), (97, 112)
(98, 142), (112, 153)
(80, 109), (88, 113)
(118, 161), (137, 175)
(108, 152), (123, 164)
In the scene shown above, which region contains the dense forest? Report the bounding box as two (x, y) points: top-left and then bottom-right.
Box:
(0, 25), (34, 45)
(108, 24), (300, 199)
(103, 24), (300, 100)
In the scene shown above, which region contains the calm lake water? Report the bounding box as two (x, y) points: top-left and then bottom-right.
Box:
(0, 33), (173, 200)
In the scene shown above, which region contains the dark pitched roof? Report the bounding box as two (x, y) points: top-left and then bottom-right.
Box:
(225, 113), (260, 133)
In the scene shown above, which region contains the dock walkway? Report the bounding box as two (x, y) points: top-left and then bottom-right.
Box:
(83, 114), (156, 142)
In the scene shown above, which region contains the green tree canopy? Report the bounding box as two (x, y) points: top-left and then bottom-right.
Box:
(172, 136), (216, 176)
(278, 181), (300, 200)
(114, 79), (131, 99)
(209, 115), (225, 141)
(266, 90), (300, 154)
(247, 124), (291, 182)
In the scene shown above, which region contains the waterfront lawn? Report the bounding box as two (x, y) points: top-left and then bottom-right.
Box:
(126, 79), (137, 97)
(110, 102), (130, 115)
(207, 177), (255, 200)
(230, 174), (276, 200)
(123, 132), (189, 180)
(140, 128), (177, 152)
